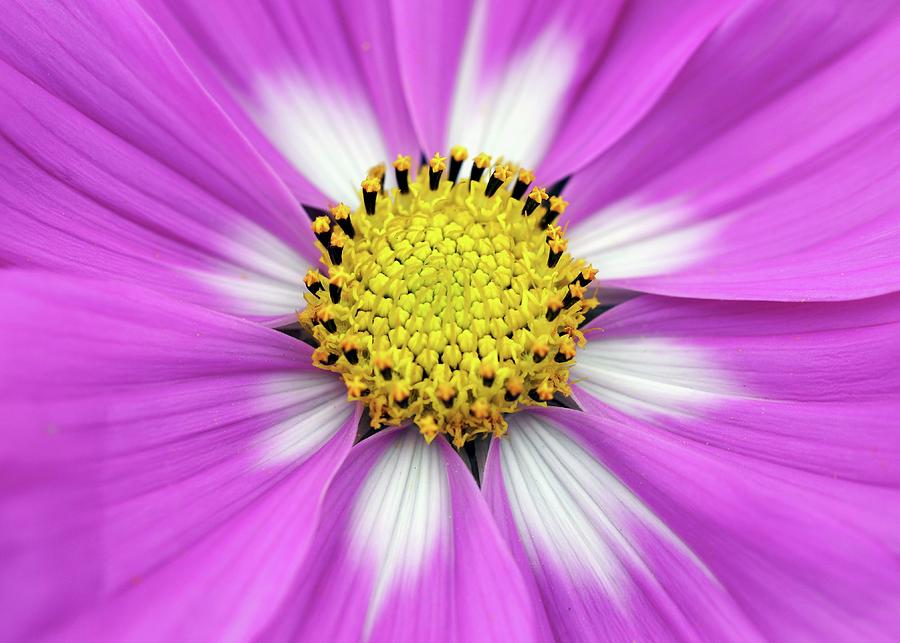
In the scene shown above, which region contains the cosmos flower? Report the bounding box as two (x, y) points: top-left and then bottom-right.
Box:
(2, 1), (900, 641)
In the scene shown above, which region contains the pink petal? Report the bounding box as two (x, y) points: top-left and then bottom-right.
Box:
(145, 0), (419, 202)
(565, 2), (900, 301)
(0, 272), (359, 641)
(0, 1), (316, 321)
(484, 411), (758, 641)
(392, 0), (737, 180)
(263, 429), (542, 642)
(557, 294), (900, 638)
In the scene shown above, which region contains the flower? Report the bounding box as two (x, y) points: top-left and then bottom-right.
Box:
(2, 1), (900, 642)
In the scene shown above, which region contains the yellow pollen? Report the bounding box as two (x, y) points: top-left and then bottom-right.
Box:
(429, 152), (447, 172)
(529, 186), (549, 202)
(492, 164), (513, 182)
(450, 146), (469, 162)
(549, 195), (569, 214)
(312, 216), (331, 234)
(361, 177), (381, 193)
(393, 154), (411, 171)
(473, 152), (492, 168)
(331, 203), (351, 219)
(299, 148), (597, 444)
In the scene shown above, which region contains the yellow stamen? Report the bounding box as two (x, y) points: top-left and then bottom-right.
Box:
(429, 152), (447, 172)
(473, 152), (491, 169)
(298, 148), (594, 444)
(450, 146), (469, 162)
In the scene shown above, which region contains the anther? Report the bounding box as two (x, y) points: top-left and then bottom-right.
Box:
(535, 380), (555, 401)
(341, 337), (360, 364)
(330, 203), (355, 239)
(304, 269), (324, 296)
(373, 353), (393, 380)
(418, 415), (439, 443)
(392, 383), (411, 408)
(437, 383), (457, 407)
(540, 196), (569, 229)
(429, 153), (446, 190)
(329, 282), (342, 303)
(563, 282), (585, 308)
(361, 177), (380, 214)
(576, 266), (598, 287)
(512, 168), (535, 200)
(479, 363), (495, 387)
(393, 155), (411, 194)
(547, 235), (567, 268)
(368, 163), (386, 193)
(328, 233), (345, 265)
(312, 347), (339, 367)
(312, 216), (332, 247)
(449, 146), (468, 183)
(471, 153), (491, 182)
(546, 296), (564, 321)
(470, 399), (491, 419)
(504, 377), (524, 401)
(316, 307), (337, 333)
(554, 338), (577, 363)
(344, 375), (369, 398)
(485, 164), (512, 197)
(522, 186), (548, 215)
(531, 341), (549, 363)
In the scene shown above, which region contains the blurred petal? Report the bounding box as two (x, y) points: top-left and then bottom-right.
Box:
(263, 429), (541, 642)
(557, 294), (900, 639)
(0, 0), (316, 321)
(566, 1), (900, 300)
(0, 272), (358, 641)
(144, 0), (419, 203)
(484, 411), (758, 641)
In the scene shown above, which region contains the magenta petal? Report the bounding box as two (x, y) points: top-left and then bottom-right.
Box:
(0, 1), (316, 320)
(565, 2), (900, 301)
(484, 411), (758, 641)
(145, 0), (419, 202)
(558, 294), (900, 639)
(0, 272), (358, 641)
(263, 429), (542, 642)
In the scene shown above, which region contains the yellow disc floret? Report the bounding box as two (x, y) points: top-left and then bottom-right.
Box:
(299, 149), (597, 445)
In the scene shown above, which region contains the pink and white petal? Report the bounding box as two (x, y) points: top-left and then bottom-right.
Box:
(484, 411), (760, 642)
(262, 429), (542, 642)
(0, 272), (359, 641)
(574, 294), (900, 483)
(392, 0), (617, 171)
(565, 1), (900, 300)
(0, 1), (316, 322)
(392, 0), (737, 180)
(144, 0), (420, 203)
(561, 294), (900, 639)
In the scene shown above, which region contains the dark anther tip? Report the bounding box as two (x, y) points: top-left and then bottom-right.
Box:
(362, 191), (377, 215)
(429, 168), (443, 191)
(485, 176), (504, 197)
(546, 308), (561, 321)
(329, 283), (342, 304)
(470, 166), (486, 183)
(396, 168), (410, 194)
(554, 352), (572, 363)
(323, 319), (337, 333)
(328, 245), (343, 265)
(527, 389), (542, 402)
(511, 179), (530, 200)
(504, 390), (520, 402)
(548, 250), (563, 268)
(343, 348), (359, 364)
(380, 367), (393, 380)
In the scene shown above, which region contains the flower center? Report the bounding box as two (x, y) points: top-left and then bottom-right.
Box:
(299, 148), (597, 446)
